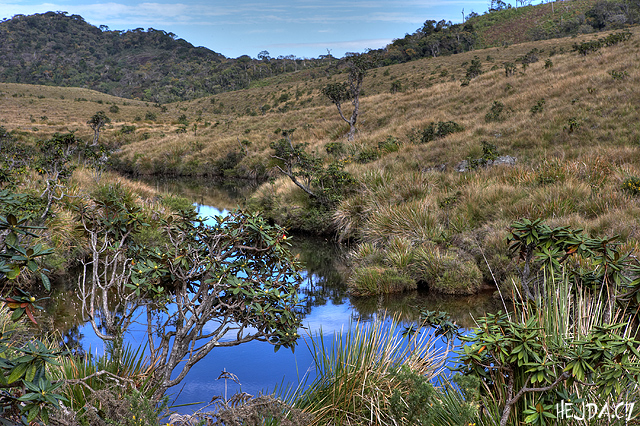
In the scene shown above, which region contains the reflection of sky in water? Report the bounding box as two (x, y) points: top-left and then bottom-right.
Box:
(74, 202), (474, 414)
(76, 203), (375, 413)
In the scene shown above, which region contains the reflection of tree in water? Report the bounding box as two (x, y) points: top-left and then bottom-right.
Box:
(140, 177), (257, 212)
(287, 235), (504, 329)
(59, 325), (85, 356)
(290, 236), (349, 316)
(350, 290), (505, 330)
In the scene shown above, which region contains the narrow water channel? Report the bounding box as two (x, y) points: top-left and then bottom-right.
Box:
(46, 177), (503, 413)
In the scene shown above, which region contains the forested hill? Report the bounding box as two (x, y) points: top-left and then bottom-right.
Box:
(383, 0), (639, 65)
(2, 3), (638, 102)
(0, 12), (324, 103)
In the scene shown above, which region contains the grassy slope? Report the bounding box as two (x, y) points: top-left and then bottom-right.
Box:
(470, 0), (599, 47)
(3, 25), (640, 293)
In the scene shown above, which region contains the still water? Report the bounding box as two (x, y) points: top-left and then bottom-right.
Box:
(46, 178), (502, 413)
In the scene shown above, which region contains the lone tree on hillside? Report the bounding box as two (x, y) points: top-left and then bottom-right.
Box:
(322, 51), (379, 141)
(87, 111), (110, 145)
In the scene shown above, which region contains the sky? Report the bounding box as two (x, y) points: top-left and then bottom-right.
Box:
(0, 0), (499, 59)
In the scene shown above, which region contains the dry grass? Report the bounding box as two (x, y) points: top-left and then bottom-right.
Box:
(4, 26), (640, 293)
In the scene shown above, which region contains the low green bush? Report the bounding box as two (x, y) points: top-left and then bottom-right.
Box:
(409, 121), (464, 144)
(622, 176), (640, 195)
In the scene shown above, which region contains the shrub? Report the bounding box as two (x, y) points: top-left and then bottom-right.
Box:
(109, 105), (120, 114)
(390, 80), (402, 93)
(355, 148), (379, 164)
(484, 100), (505, 122)
(325, 141), (346, 158)
(144, 111), (157, 121)
(622, 177), (640, 195)
(504, 62), (516, 77)
(465, 56), (482, 79)
(119, 125), (136, 134)
(564, 117), (580, 133)
(410, 121), (464, 144)
(530, 98), (545, 114)
(520, 48), (540, 64)
(177, 114), (188, 125)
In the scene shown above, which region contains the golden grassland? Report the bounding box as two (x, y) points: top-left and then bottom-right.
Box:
(3, 26), (640, 293)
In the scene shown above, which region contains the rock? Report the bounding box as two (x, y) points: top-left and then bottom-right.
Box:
(455, 160), (469, 173)
(487, 155), (517, 167)
(423, 164), (447, 172)
(455, 155), (516, 172)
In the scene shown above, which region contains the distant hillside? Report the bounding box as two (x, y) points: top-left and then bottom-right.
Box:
(382, 0), (639, 64)
(1, 3), (637, 102)
(0, 12), (325, 103)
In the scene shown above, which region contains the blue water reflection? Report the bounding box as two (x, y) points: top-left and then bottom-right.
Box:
(70, 201), (497, 414)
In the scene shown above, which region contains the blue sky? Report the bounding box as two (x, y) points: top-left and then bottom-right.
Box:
(1, 0), (501, 59)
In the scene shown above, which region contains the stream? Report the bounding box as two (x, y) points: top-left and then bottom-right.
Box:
(45, 178), (503, 413)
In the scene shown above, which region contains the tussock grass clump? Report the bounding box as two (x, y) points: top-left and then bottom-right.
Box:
(49, 344), (160, 425)
(347, 238), (482, 296)
(361, 200), (441, 246)
(349, 266), (416, 296)
(411, 246), (483, 295)
(295, 316), (448, 425)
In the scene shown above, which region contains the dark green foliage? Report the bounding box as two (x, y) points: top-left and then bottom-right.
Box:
(520, 48), (540, 64)
(389, 367), (436, 424)
(0, 190), (65, 424)
(544, 59), (553, 69)
(108, 105), (119, 114)
(177, 114), (189, 125)
(383, 19), (477, 65)
(504, 62), (516, 77)
(411, 121), (464, 144)
(325, 142), (346, 158)
(507, 219), (640, 301)
(144, 111), (157, 121)
(609, 69), (628, 80)
(355, 148), (379, 164)
(0, 128), (36, 188)
(119, 125), (136, 134)
(0, 12), (329, 102)
(214, 150), (246, 175)
(465, 56), (482, 79)
(271, 130), (357, 206)
(564, 117), (580, 133)
(530, 98), (545, 114)
(390, 80), (402, 93)
(572, 31), (632, 55)
(621, 176), (640, 195)
(587, 0), (638, 30)
(87, 111), (110, 145)
(465, 141), (500, 171)
(484, 100), (505, 122)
